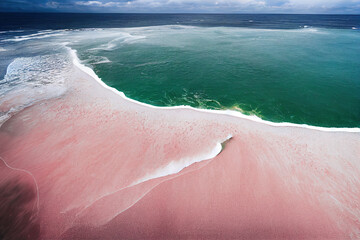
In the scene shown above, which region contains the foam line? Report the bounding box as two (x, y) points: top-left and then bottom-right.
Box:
(68, 146), (219, 231)
(67, 46), (360, 133)
(2, 30), (68, 42)
(70, 134), (232, 219)
(72, 136), (231, 227)
(132, 134), (233, 185)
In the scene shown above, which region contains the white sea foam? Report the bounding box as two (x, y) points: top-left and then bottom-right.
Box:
(94, 58), (111, 64)
(0, 47), (6, 52)
(132, 134), (232, 185)
(0, 112), (12, 128)
(83, 55), (112, 65)
(0, 30), (24, 34)
(68, 46), (360, 133)
(2, 30), (68, 42)
(2, 54), (69, 88)
(0, 53), (69, 124)
(88, 32), (146, 51)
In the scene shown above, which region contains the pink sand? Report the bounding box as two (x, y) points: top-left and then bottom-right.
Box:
(0, 62), (359, 239)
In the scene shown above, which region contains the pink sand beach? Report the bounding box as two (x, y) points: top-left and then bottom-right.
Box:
(0, 52), (359, 239)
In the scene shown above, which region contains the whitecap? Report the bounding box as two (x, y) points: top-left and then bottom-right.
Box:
(0, 53), (70, 123)
(93, 57), (111, 64)
(88, 32), (146, 51)
(0, 30), (24, 34)
(2, 30), (68, 42)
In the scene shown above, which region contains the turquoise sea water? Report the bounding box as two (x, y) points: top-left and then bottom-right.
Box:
(1, 14), (359, 128)
(71, 26), (360, 127)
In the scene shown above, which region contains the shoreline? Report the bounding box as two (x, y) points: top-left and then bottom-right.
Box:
(69, 46), (360, 133)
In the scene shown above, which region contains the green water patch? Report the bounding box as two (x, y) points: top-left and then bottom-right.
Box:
(72, 26), (360, 127)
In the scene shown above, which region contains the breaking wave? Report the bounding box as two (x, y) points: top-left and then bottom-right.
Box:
(1, 30), (69, 42)
(0, 53), (70, 126)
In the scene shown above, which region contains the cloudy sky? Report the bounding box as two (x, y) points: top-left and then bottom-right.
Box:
(1, 0), (360, 13)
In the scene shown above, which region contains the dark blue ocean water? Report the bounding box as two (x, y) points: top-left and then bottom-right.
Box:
(0, 13), (359, 31)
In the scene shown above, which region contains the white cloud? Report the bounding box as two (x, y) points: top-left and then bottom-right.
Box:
(46, 1), (60, 8)
(75, 1), (122, 7)
(75, 1), (101, 6)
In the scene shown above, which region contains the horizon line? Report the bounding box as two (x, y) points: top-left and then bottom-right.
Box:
(1, 11), (360, 15)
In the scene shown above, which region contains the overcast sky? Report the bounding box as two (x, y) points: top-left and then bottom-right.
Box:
(1, 0), (360, 13)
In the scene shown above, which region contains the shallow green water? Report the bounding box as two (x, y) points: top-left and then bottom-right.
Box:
(73, 26), (360, 127)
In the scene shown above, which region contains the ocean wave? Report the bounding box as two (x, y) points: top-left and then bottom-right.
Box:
(0, 53), (70, 126)
(1, 54), (69, 89)
(93, 58), (111, 64)
(0, 30), (24, 34)
(1, 30), (68, 42)
(84, 56), (111, 65)
(88, 32), (146, 51)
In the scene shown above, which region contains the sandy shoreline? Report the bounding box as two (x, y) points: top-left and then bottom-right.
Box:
(70, 47), (360, 133)
(0, 50), (359, 239)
